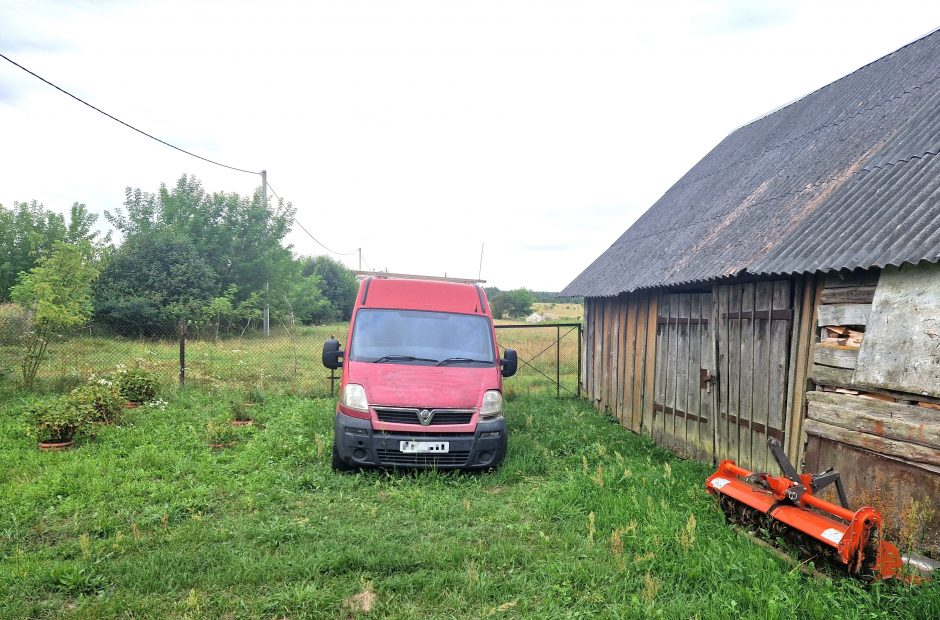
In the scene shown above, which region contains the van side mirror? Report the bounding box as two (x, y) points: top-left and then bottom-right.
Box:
(501, 349), (518, 378)
(322, 339), (344, 369)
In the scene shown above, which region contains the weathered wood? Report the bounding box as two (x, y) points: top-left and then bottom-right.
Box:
(583, 299), (593, 398)
(816, 303), (871, 326)
(609, 298), (618, 415)
(819, 285), (877, 305)
(824, 270), (880, 289)
(642, 294), (658, 435)
(591, 299), (604, 407)
(806, 391), (940, 450)
(814, 345), (858, 369)
(811, 363), (940, 406)
(854, 263), (940, 399)
(803, 418), (940, 467)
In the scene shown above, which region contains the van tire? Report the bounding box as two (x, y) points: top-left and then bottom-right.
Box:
(331, 442), (355, 472)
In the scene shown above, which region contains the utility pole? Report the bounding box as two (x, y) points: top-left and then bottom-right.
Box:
(262, 169), (270, 337)
(358, 248), (362, 271)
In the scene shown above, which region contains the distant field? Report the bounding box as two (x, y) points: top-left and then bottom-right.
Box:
(531, 302), (583, 322)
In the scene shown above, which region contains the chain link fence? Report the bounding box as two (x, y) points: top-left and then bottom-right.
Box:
(1, 312), (582, 399)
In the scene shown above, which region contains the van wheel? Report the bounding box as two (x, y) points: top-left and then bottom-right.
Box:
(331, 443), (355, 472)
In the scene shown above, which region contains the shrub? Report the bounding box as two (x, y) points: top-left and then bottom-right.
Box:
(114, 367), (159, 403)
(246, 386), (266, 405)
(0, 303), (30, 345)
(206, 419), (238, 446)
(231, 401), (254, 422)
(70, 382), (125, 423)
(28, 397), (89, 444)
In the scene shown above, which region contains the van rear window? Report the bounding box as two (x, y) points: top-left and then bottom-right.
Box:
(348, 309), (496, 365)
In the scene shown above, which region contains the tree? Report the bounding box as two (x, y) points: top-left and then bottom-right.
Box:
(0, 201), (108, 300)
(94, 231), (218, 336)
(104, 175), (297, 314)
(490, 288), (535, 319)
(301, 256), (358, 321)
(10, 242), (98, 388)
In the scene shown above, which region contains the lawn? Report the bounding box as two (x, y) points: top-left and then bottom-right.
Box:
(1, 389), (937, 619)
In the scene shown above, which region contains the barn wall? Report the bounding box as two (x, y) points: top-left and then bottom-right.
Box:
(582, 292), (657, 435)
(804, 266), (940, 552)
(583, 277), (818, 467)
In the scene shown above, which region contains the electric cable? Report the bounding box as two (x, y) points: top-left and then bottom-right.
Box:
(0, 51), (260, 175)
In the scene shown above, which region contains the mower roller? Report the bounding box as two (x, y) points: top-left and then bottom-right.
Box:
(706, 438), (904, 581)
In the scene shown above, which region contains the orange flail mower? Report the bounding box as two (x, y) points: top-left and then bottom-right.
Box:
(706, 438), (904, 581)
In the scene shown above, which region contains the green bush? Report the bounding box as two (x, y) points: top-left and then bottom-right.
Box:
(246, 386), (266, 405)
(28, 397), (89, 443)
(0, 303), (29, 345)
(70, 382), (126, 423)
(114, 367), (159, 403)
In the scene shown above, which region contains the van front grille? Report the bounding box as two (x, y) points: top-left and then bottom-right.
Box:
(375, 407), (475, 426)
(377, 449), (471, 467)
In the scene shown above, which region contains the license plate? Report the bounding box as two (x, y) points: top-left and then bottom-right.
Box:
(400, 441), (450, 454)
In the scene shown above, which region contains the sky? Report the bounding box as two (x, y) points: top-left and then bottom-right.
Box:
(1, 1), (939, 291)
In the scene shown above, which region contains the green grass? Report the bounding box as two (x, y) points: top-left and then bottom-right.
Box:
(1, 389), (937, 619)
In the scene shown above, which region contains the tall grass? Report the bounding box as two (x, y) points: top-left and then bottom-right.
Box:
(1, 389), (935, 618)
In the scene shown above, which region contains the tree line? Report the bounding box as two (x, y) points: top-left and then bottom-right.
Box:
(0, 175), (358, 339)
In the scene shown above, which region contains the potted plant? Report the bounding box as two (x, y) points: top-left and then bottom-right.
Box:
(115, 367), (159, 406)
(29, 397), (89, 450)
(70, 381), (126, 424)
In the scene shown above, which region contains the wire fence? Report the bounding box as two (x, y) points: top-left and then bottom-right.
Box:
(0, 319), (582, 399)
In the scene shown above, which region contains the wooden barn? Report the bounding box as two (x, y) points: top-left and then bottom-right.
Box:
(563, 30), (940, 549)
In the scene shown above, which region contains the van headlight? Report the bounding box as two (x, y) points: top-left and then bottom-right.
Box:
(480, 390), (503, 420)
(341, 383), (369, 412)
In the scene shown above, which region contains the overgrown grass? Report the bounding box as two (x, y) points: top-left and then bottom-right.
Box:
(1, 390), (936, 619)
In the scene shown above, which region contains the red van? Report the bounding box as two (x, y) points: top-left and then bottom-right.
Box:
(322, 275), (517, 471)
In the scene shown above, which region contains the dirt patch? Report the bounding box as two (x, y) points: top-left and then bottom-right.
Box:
(342, 585), (376, 618)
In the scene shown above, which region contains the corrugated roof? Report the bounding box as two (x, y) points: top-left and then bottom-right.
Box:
(563, 29), (940, 297)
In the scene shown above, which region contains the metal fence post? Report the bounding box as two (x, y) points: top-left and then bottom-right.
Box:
(178, 317), (186, 386)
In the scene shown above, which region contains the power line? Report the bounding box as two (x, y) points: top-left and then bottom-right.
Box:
(266, 181), (361, 257)
(0, 51), (260, 175)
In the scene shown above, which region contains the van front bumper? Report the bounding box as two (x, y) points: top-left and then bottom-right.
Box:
(333, 411), (508, 470)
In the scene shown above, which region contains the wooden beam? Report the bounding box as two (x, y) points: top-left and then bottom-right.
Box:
(814, 345), (858, 369)
(803, 418), (940, 467)
(806, 391), (940, 449)
(819, 285), (877, 305)
(816, 303), (871, 326)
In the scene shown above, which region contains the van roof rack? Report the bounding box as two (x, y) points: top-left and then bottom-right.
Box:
(352, 270), (486, 284)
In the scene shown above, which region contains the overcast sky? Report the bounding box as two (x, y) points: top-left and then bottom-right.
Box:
(2, 1), (939, 291)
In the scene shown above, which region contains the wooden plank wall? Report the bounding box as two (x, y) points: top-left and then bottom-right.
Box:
(583, 277), (822, 472)
(582, 292), (657, 434)
(804, 268), (940, 554)
(651, 292), (714, 460)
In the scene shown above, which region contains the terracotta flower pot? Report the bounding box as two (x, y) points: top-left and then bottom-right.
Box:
(39, 440), (74, 451)
(208, 442), (234, 450)
(125, 402), (140, 409)
(230, 419), (254, 427)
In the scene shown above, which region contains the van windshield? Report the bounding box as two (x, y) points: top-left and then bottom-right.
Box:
(349, 309), (496, 365)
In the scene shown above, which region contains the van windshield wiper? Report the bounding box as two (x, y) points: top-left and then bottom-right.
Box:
(435, 357), (492, 367)
(372, 354), (438, 364)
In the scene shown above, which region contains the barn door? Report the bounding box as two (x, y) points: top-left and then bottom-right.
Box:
(714, 281), (793, 473)
(652, 292), (714, 460)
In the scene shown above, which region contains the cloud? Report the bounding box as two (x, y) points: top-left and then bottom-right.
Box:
(701, 0), (797, 34)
